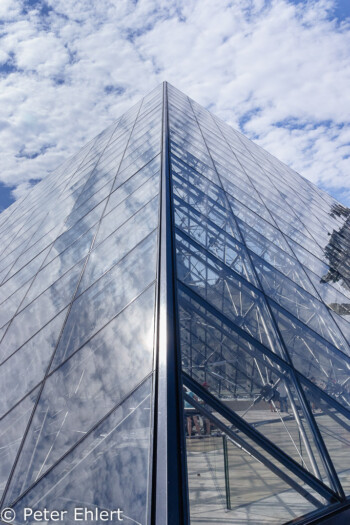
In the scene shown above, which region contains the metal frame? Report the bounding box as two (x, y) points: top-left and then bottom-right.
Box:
(1, 82), (349, 525)
(183, 373), (339, 504)
(164, 86), (350, 524)
(152, 81), (188, 525)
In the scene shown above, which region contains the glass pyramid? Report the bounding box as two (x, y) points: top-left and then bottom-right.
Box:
(0, 82), (349, 524)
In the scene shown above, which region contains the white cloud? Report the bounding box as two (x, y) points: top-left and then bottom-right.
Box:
(15, 34), (69, 74)
(0, 0), (349, 206)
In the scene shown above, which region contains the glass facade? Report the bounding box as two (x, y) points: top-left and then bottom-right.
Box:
(0, 82), (349, 524)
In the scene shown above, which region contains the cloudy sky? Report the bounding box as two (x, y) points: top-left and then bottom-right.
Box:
(0, 0), (349, 211)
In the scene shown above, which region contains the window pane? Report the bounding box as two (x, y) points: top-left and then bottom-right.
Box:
(0, 309), (68, 418)
(0, 260), (84, 363)
(176, 235), (283, 356)
(5, 289), (155, 502)
(52, 231), (158, 368)
(80, 196), (159, 293)
(0, 388), (39, 500)
(11, 377), (153, 522)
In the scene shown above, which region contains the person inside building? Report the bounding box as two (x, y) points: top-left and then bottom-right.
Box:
(201, 382), (214, 435)
(183, 387), (202, 437)
(277, 382), (289, 413)
(260, 380), (280, 412)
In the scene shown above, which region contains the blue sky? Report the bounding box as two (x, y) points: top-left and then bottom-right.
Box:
(0, 0), (349, 211)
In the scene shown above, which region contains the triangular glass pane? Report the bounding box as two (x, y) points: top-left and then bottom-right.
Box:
(176, 234), (284, 357)
(0, 279), (33, 329)
(271, 305), (350, 411)
(52, 231), (157, 368)
(0, 245), (50, 304)
(252, 253), (350, 356)
(237, 218), (316, 296)
(299, 377), (350, 495)
(173, 198), (258, 287)
(0, 259), (85, 363)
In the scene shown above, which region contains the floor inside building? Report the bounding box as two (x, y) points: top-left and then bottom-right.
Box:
(186, 408), (350, 524)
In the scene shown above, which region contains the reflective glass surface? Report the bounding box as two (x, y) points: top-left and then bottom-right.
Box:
(185, 401), (317, 524)
(168, 83), (350, 521)
(0, 389), (40, 500)
(52, 231), (157, 368)
(12, 377), (153, 524)
(5, 288), (155, 502)
(0, 309), (68, 418)
(0, 261), (84, 363)
(0, 83), (349, 524)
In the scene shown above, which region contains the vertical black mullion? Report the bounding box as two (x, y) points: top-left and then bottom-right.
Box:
(152, 82), (188, 525)
(223, 435), (231, 510)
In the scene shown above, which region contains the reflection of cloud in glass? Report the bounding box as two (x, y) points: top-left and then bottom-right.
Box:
(0, 309), (68, 417)
(6, 286), (155, 504)
(13, 378), (153, 525)
(0, 260), (84, 363)
(53, 231), (157, 368)
(0, 388), (39, 500)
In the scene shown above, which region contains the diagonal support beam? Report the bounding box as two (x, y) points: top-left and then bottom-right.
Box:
(183, 392), (322, 509)
(183, 372), (341, 505)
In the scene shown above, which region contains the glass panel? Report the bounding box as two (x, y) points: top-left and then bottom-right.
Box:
(179, 289), (328, 479)
(46, 200), (105, 264)
(6, 223), (64, 279)
(11, 377), (153, 523)
(271, 305), (350, 411)
(0, 280), (33, 329)
(62, 191), (107, 231)
(0, 245), (28, 280)
(0, 247), (50, 304)
(220, 174), (272, 222)
(20, 227), (96, 310)
(330, 311), (350, 348)
(79, 196), (159, 294)
(72, 177), (114, 217)
(0, 388), (39, 500)
(173, 200), (258, 287)
(185, 389), (318, 524)
(176, 235), (283, 356)
(172, 170), (240, 241)
(100, 171), (159, 243)
(5, 288), (155, 502)
(119, 140), (161, 175)
(112, 153), (160, 192)
(171, 154), (221, 193)
(238, 218), (316, 295)
(0, 260), (84, 363)
(52, 231), (158, 368)
(227, 196), (293, 255)
(105, 159), (160, 216)
(0, 309), (68, 418)
(300, 377), (350, 495)
(306, 267), (350, 317)
(252, 254), (350, 356)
